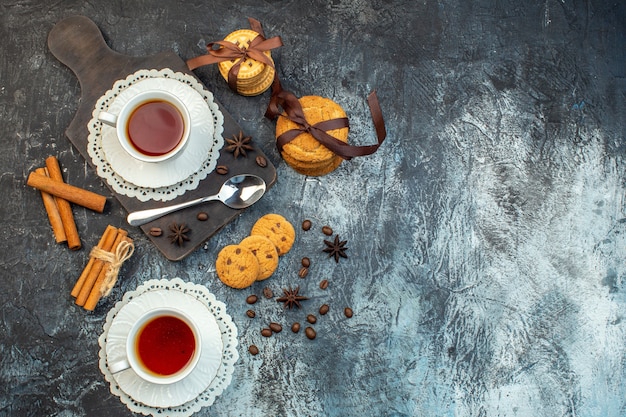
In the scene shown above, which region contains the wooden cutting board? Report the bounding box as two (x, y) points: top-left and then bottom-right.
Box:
(47, 15), (277, 261)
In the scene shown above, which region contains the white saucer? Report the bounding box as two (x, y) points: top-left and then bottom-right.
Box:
(105, 289), (222, 408)
(101, 77), (215, 188)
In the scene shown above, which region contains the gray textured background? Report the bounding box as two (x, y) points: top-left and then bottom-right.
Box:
(1, 1), (625, 416)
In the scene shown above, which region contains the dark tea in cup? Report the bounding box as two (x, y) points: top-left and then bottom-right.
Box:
(127, 100), (185, 157)
(108, 307), (202, 384)
(135, 314), (196, 376)
(98, 90), (191, 163)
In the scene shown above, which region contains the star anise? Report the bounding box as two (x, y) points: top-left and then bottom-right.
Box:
(323, 234), (348, 262)
(225, 131), (254, 158)
(168, 223), (190, 246)
(276, 286), (309, 309)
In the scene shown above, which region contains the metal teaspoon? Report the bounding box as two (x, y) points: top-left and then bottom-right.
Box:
(126, 174), (267, 226)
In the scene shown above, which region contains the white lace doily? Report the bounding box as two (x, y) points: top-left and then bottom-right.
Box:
(98, 278), (239, 417)
(87, 68), (225, 202)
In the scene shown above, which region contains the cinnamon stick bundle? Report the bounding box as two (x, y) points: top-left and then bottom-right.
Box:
(72, 225), (134, 311)
(71, 225), (117, 299)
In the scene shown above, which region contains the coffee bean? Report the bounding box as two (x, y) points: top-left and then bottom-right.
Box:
(216, 165), (228, 175)
(306, 314), (317, 324)
(291, 322), (301, 333)
(255, 155), (267, 167)
(302, 219), (312, 231)
(344, 307), (353, 318)
(249, 345), (259, 355)
(246, 309), (256, 318)
(305, 326), (316, 340)
(319, 279), (329, 290)
(196, 212), (209, 221)
(263, 287), (273, 298)
(298, 267), (309, 278)
(149, 227), (162, 237)
(301, 257), (311, 268)
(447, 346), (456, 357)
(322, 225), (333, 236)
(319, 304), (329, 315)
(246, 295), (258, 304)
(261, 328), (272, 337)
(269, 322), (283, 333)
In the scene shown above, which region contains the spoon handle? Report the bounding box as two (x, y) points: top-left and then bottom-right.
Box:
(127, 195), (218, 226)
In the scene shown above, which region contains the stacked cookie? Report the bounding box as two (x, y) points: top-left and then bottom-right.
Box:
(216, 214), (295, 289)
(276, 96), (349, 176)
(218, 29), (275, 96)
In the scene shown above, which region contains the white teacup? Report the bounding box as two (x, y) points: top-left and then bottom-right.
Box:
(98, 90), (191, 163)
(108, 307), (202, 385)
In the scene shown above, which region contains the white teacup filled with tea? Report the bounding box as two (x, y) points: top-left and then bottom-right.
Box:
(98, 90), (191, 163)
(108, 307), (202, 385)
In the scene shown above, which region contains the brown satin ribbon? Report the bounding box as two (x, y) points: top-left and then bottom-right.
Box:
(186, 18), (283, 92)
(265, 77), (387, 160)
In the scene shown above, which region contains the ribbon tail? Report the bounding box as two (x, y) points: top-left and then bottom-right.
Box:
(367, 90), (387, 144)
(248, 17), (265, 37)
(316, 91), (386, 159)
(187, 54), (223, 70)
(265, 75), (283, 119)
(187, 41), (244, 70)
(251, 36), (284, 52)
(265, 76), (300, 120)
(228, 61), (242, 91)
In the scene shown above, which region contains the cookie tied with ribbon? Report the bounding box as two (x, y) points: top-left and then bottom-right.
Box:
(265, 78), (387, 176)
(187, 18), (282, 96)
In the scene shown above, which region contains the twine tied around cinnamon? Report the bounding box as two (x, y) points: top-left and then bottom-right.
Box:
(89, 240), (135, 297)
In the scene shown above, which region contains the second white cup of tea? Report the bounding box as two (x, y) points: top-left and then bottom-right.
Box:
(107, 307), (202, 385)
(98, 90), (191, 163)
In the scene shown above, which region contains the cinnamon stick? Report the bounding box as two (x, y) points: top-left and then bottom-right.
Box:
(75, 226), (119, 306)
(42, 156), (81, 250)
(71, 225), (117, 298)
(27, 171), (107, 213)
(83, 231), (130, 311)
(35, 168), (67, 243)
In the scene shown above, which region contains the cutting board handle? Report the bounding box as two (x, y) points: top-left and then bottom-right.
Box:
(48, 16), (122, 78)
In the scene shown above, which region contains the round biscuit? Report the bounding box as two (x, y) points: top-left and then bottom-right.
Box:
(220, 57), (274, 87)
(282, 152), (344, 176)
(237, 65), (275, 96)
(215, 244), (260, 289)
(240, 235), (279, 280)
(250, 214), (295, 256)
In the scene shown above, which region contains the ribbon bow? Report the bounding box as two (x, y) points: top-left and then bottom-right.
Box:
(266, 77), (387, 160)
(187, 18), (283, 92)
